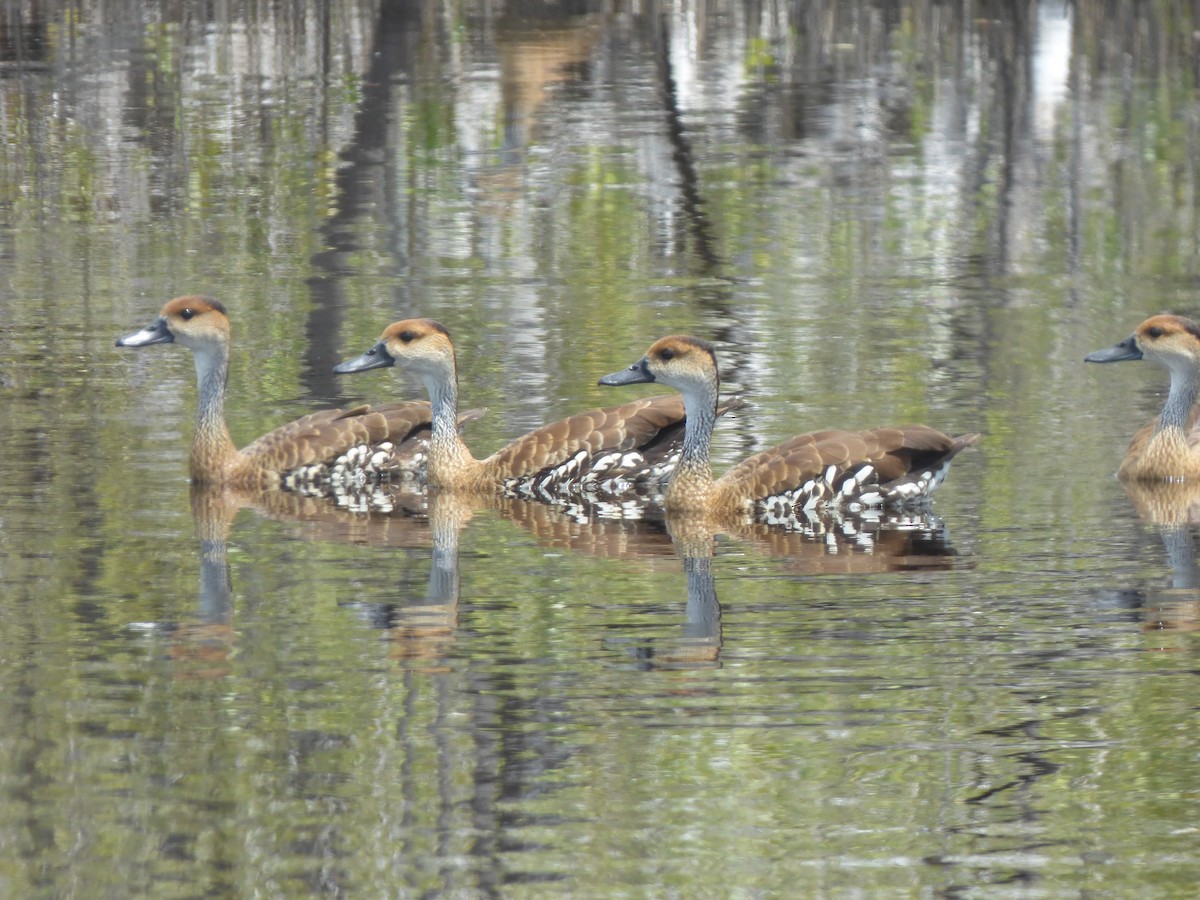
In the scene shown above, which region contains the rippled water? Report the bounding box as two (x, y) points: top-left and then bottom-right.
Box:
(2, 1), (1200, 896)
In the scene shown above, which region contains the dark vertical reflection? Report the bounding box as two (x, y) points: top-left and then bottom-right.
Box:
(641, 5), (754, 404)
(0, 4), (49, 66)
(650, 12), (720, 275)
(176, 488), (241, 673)
(195, 522), (234, 627)
(383, 492), (465, 666)
(663, 523), (723, 669)
(1160, 525), (1199, 591)
(983, 0), (1036, 279)
(5, 0), (1200, 893)
(1117, 481), (1200, 632)
(682, 554), (721, 646)
(1065, 6), (1084, 280)
(305, 0), (424, 402)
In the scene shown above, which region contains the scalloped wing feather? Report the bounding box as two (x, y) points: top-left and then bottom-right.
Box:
(721, 425), (977, 512)
(491, 394), (746, 495)
(238, 400), (444, 478)
(488, 394), (687, 479)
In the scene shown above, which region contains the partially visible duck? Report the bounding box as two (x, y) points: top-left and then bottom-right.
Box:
(599, 335), (978, 522)
(1085, 314), (1200, 482)
(116, 296), (451, 490)
(334, 318), (741, 496)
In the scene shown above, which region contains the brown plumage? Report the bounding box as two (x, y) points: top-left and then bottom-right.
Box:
(1086, 314), (1200, 481)
(599, 335), (978, 522)
(116, 296), (452, 490)
(334, 318), (742, 496)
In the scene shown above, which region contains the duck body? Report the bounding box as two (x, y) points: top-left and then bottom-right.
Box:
(117, 296), (449, 491)
(333, 319), (739, 498)
(599, 335), (977, 524)
(695, 423), (973, 522)
(1086, 314), (1200, 482)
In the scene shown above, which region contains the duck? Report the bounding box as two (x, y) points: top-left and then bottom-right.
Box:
(333, 318), (742, 496)
(598, 335), (978, 522)
(1085, 313), (1200, 482)
(116, 296), (460, 490)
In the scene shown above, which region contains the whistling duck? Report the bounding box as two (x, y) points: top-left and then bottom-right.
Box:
(599, 335), (978, 521)
(1085, 314), (1200, 482)
(333, 318), (740, 495)
(116, 296), (448, 490)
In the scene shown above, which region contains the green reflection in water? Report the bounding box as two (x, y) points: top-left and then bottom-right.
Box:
(1, 0), (1200, 896)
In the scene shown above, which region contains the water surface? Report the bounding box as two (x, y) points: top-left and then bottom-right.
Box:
(2, 1), (1199, 896)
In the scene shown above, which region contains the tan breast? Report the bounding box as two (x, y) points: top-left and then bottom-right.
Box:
(1117, 407), (1200, 481)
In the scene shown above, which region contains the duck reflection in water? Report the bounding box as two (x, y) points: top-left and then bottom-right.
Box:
(546, 494), (965, 671)
(162, 486), (239, 676)
(343, 490), (699, 668)
(161, 475), (966, 676)
(156, 483), (438, 673)
(638, 519), (724, 671)
(507, 495), (727, 670)
(542, 455), (967, 576)
(507, 486), (966, 667)
(149, 481), (682, 674)
(347, 491), (475, 670)
(1110, 481), (1200, 634)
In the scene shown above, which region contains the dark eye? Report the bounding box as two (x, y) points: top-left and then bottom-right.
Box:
(180, 308), (196, 320)
(399, 330), (415, 343)
(659, 347), (675, 361)
(1146, 326), (1164, 339)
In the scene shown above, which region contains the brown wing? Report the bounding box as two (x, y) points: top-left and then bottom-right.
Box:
(722, 425), (978, 510)
(240, 401), (436, 474)
(488, 394), (688, 479)
(490, 394), (747, 495)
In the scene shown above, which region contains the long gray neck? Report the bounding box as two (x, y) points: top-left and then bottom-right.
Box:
(424, 368), (461, 444)
(192, 345), (236, 465)
(1159, 362), (1200, 433)
(677, 383), (718, 478)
